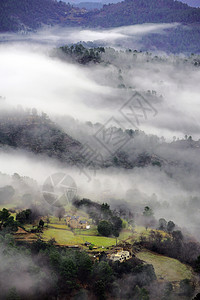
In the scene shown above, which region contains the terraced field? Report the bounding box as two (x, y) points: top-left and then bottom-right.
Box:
(136, 250), (193, 283)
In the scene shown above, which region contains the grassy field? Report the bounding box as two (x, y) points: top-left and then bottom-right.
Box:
(42, 227), (116, 247)
(136, 250), (193, 283)
(48, 224), (68, 229)
(74, 227), (98, 236)
(79, 235), (116, 247)
(42, 228), (81, 245)
(48, 216), (66, 225)
(41, 221), (148, 248)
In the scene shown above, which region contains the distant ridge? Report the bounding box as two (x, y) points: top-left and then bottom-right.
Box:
(0, 0), (86, 32)
(85, 0), (200, 27)
(180, 0), (200, 7)
(0, 0), (200, 32)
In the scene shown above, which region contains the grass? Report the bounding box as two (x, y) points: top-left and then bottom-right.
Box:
(48, 224), (67, 229)
(23, 224), (35, 230)
(121, 226), (171, 243)
(41, 227), (116, 247)
(79, 235), (116, 247)
(49, 216), (66, 225)
(73, 227), (98, 236)
(41, 224), (140, 248)
(136, 250), (193, 283)
(118, 229), (133, 241)
(42, 228), (82, 245)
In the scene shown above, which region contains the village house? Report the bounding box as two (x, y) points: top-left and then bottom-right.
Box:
(108, 250), (131, 263)
(65, 215), (89, 229)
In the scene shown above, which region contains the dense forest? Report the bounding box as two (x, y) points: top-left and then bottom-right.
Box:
(85, 0), (200, 27)
(0, 0), (85, 32)
(0, 0), (200, 32)
(0, 109), (82, 165)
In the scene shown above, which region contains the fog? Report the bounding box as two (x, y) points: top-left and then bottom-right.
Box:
(0, 23), (178, 46)
(0, 241), (55, 298)
(1, 25), (200, 139)
(0, 147), (199, 239)
(0, 24), (200, 242)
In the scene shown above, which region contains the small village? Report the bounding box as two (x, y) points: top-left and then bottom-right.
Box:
(13, 209), (133, 264)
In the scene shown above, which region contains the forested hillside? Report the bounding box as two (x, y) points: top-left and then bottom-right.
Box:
(85, 0), (200, 27)
(0, 0), (86, 32)
(1, 0), (200, 32)
(0, 109), (82, 164)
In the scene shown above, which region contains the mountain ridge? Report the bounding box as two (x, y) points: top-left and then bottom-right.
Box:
(0, 0), (200, 32)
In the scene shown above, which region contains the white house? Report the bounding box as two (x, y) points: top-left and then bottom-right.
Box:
(109, 250), (131, 262)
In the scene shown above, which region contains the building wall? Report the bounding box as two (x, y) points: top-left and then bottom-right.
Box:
(109, 251), (131, 262)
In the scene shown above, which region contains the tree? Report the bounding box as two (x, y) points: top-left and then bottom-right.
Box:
(143, 206), (153, 217)
(172, 230), (183, 242)
(98, 220), (113, 237)
(93, 261), (113, 283)
(193, 293), (200, 300)
(179, 279), (195, 297)
(60, 257), (77, 290)
(163, 282), (173, 298)
(101, 203), (111, 219)
(0, 208), (18, 232)
(143, 206), (154, 230)
(46, 217), (50, 228)
(6, 287), (21, 300)
(55, 207), (65, 221)
(4, 216), (18, 232)
(16, 209), (32, 224)
(167, 221), (175, 233)
(158, 218), (167, 231)
(133, 285), (149, 300)
(94, 280), (106, 299)
(75, 251), (92, 282)
(112, 215), (122, 243)
(39, 219), (44, 228)
(0, 208), (10, 227)
(194, 256), (200, 273)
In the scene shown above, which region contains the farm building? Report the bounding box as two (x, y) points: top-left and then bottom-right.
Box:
(108, 250), (131, 262)
(65, 215), (89, 229)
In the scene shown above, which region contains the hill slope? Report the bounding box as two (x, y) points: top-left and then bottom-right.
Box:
(1, 0), (200, 32)
(0, 0), (86, 32)
(136, 250), (193, 283)
(86, 0), (200, 27)
(0, 110), (83, 164)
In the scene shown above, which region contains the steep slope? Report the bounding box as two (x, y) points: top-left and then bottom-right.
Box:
(0, 111), (83, 164)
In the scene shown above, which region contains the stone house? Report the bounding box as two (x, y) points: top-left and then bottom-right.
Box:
(108, 250), (131, 262)
(65, 215), (88, 229)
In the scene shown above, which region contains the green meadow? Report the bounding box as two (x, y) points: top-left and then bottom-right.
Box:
(136, 250), (193, 283)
